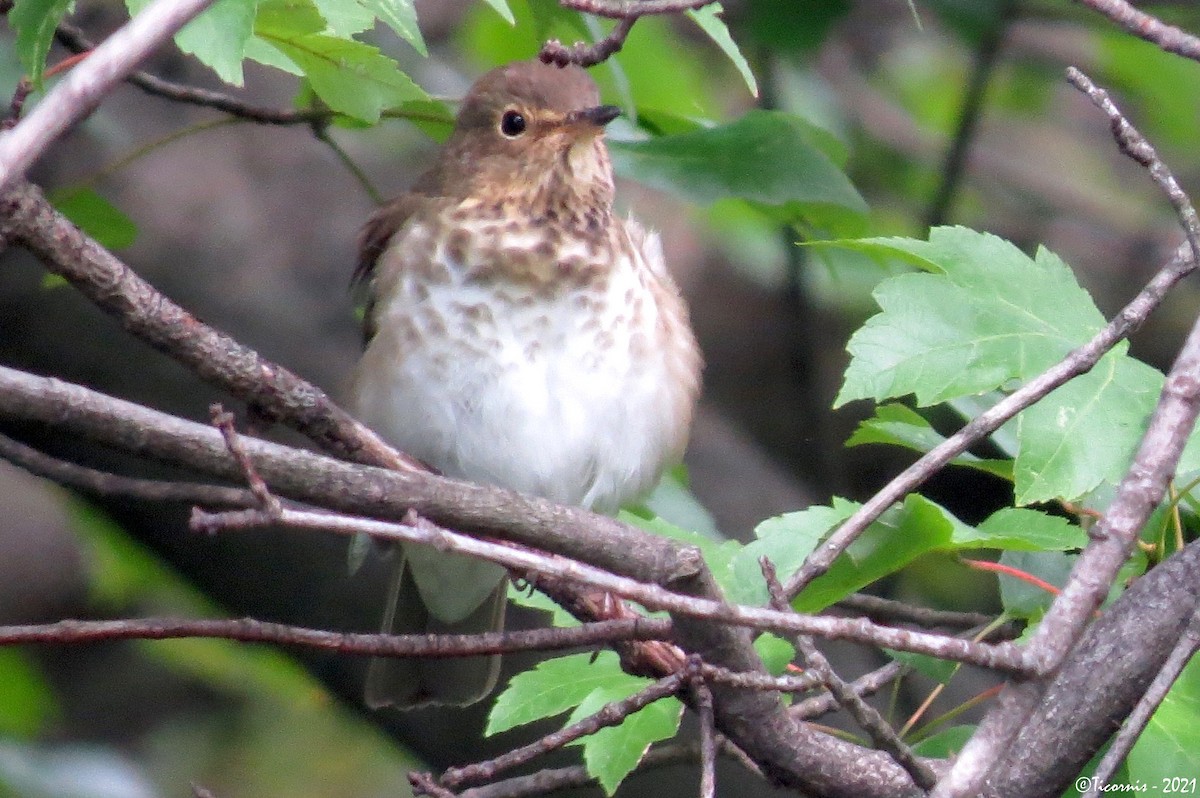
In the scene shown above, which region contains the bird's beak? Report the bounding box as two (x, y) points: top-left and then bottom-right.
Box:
(564, 105), (622, 131)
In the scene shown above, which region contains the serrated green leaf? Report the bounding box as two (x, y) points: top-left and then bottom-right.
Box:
(1125, 655), (1200, 786)
(911, 725), (974, 757)
(796, 495), (969, 612)
(957, 507), (1087, 551)
(10, 0), (72, 87)
(256, 29), (427, 122)
(884, 648), (957, 683)
(831, 227), (1106, 408)
(847, 403), (1012, 480)
(0, 649), (56, 737)
(610, 110), (867, 233)
(49, 188), (138, 250)
(256, 0), (325, 34)
(244, 36), (303, 74)
(1012, 354), (1165, 504)
(479, 0), (515, 24)
(686, 4), (757, 97)
(567, 682), (683, 795)
(997, 550), (1072, 618)
(128, 0), (256, 86)
(310, 0), (375, 35)
(487, 652), (636, 735)
(725, 501), (852, 607)
(361, 0), (428, 55)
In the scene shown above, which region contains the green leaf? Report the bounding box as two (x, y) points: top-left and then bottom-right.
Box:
(955, 508), (1087, 552)
(487, 653), (634, 735)
(567, 680), (683, 795)
(996, 550), (1072, 618)
(360, 0), (428, 55)
(10, 0), (72, 87)
(128, 0), (257, 86)
(885, 648), (957, 683)
(911, 725), (974, 757)
(1125, 655), (1200, 787)
(256, 0), (325, 34)
(310, 0), (375, 35)
(724, 500), (853, 607)
(256, 28), (427, 122)
(847, 403), (1012, 480)
(1012, 354), (1165, 504)
(48, 188), (138, 250)
(831, 227), (1106, 408)
(609, 110), (867, 233)
(0, 650), (56, 737)
(754, 634), (796, 675)
(796, 494), (969, 612)
(685, 4), (757, 97)
(479, 0), (515, 24)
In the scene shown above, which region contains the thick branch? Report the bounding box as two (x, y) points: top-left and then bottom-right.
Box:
(0, 178), (422, 473)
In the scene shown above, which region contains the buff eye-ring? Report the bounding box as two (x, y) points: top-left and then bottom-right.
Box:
(500, 109), (527, 137)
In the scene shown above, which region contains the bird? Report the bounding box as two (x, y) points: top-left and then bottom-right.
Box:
(350, 59), (701, 709)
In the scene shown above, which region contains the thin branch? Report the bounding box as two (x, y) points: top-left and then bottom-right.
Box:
(762, 559), (937, 791)
(210, 404), (281, 518)
(441, 672), (686, 790)
(0, 432), (257, 508)
(1065, 67), (1200, 261)
(834, 594), (1003, 631)
(557, 0), (716, 19)
(691, 661), (718, 798)
(540, 17), (636, 68)
(1081, 605), (1200, 796)
(1072, 0), (1200, 62)
(0, 616), (669, 658)
(53, 22), (327, 126)
(0, 0), (218, 189)
(196, 503), (1029, 673)
(790, 661), (906, 721)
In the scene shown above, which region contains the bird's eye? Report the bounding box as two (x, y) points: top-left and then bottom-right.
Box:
(500, 110), (527, 138)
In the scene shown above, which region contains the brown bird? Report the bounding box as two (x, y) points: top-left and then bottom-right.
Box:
(350, 59), (701, 709)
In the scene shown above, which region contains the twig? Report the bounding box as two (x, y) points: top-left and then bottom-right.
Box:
(540, 18), (635, 68)
(196, 503), (1029, 673)
(455, 741), (741, 798)
(557, 0), (716, 17)
(762, 559), (937, 791)
(440, 671), (686, 790)
(210, 404), (281, 519)
(1065, 67), (1200, 261)
(1072, 0), (1200, 62)
(834, 594), (1001, 631)
(0, 0), (218, 189)
(0, 616), (669, 658)
(690, 659), (718, 798)
(0, 432), (257, 508)
(790, 661), (906, 721)
(1081, 604), (1200, 796)
(53, 22), (326, 126)
(0, 179), (424, 473)
(3, 78), (33, 130)
(412, 772), (458, 798)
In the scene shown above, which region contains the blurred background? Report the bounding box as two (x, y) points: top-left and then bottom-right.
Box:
(1, 0), (1199, 795)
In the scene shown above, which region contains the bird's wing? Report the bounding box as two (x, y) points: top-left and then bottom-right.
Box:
(352, 192), (430, 344)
